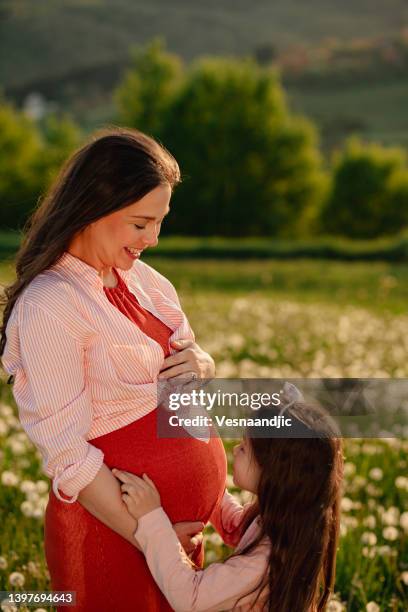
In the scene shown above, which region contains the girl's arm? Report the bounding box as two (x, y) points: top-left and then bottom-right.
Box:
(134, 506), (269, 612)
(208, 487), (254, 548)
(114, 470), (268, 612)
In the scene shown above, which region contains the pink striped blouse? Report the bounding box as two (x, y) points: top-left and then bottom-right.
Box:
(1, 251), (195, 504)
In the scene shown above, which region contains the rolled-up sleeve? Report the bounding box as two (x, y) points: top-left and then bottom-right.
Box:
(12, 300), (104, 504)
(134, 507), (269, 611)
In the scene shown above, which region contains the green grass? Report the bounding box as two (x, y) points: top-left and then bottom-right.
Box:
(287, 76), (408, 150)
(145, 257), (408, 315)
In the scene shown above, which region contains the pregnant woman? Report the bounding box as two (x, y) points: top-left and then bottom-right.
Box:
(0, 128), (227, 611)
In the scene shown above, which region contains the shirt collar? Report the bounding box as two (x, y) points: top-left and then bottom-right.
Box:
(53, 251), (133, 290)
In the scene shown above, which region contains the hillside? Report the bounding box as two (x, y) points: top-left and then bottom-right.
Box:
(2, 0), (408, 94)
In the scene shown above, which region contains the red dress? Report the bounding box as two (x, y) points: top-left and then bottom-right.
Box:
(44, 267), (227, 611)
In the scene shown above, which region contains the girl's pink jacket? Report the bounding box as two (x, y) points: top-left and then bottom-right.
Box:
(134, 488), (270, 611)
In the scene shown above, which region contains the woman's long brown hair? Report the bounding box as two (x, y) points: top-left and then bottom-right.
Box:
(231, 401), (344, 612)
(0, 126), (181, 358)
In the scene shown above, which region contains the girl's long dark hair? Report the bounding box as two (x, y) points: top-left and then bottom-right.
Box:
(0, 126), (181, 358)
(231, 402), (344, 612)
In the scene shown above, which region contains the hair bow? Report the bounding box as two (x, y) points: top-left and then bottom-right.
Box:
(278, 382), (304, 416)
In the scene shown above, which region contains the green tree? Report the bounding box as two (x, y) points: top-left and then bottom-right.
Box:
(115, 38), (183, 136)
(34, 113), (81, 189)
(321, 137), (408, 238)
(0, 99), (42, 229)
(0, 99), (81, 230)
(160, 57), (326, 237)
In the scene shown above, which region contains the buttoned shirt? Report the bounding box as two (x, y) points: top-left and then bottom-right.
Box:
(1, 251), (195, 503)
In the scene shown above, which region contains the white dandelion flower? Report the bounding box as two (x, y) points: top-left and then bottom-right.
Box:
(382, 526), (399, 541)
(9, 571), (25, 587)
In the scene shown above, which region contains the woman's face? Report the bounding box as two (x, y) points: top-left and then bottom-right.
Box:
(232, 436), (260, 493)
(74, 183), (172, 271)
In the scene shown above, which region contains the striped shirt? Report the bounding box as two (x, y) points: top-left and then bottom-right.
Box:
(1, 251), (195, 503)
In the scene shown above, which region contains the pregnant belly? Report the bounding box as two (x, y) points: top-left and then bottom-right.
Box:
(90, 406), (227, 524)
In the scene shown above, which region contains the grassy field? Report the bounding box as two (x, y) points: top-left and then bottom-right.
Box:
(287, 76), (408, 151)
(0, 257), (407, 610)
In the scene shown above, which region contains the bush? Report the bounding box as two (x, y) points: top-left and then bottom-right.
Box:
(0, 99), (80, 231)
(321, 137), (408, 238)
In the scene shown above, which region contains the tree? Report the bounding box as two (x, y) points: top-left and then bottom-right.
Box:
(321, 137), (408, 238)
(115, 38), (183, 136)
(0, 99), (42, 229)
(160, 57), (325, 237)
(0, 98), (81, 230)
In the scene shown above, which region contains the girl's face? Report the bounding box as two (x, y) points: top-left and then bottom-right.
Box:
(232, 436), (260, 493)
(70, 183), (171, 271)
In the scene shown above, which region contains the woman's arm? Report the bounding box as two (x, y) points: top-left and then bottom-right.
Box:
(77, 465), (204, 554)
(77, 463), (140, 547)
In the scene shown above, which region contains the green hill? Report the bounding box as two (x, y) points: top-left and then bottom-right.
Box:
(2, 0), (408, 93)
(2, 0), (408, 150)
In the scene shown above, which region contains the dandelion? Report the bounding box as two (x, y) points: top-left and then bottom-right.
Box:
(327, 601), (344, 611)
(9, 571), (25, 587)
(382, 526), (399, 541)
(20, 501), (34, 518)
(19, 480), (36, 494)
(365, 484), (382, 497)
(208, 532), (223, 546)
(362, 546), (376, 559)
(0, 419), (9, 437)
(341, 497), (353, 512)
(362, 516), (376, 529)
(381, 506), (400, 526)
(0, 556), (7, 570)
(35, 480), (48, 494)
(400, 511), (408, 533)
(368, 467), (383, 481)
(1, 600), (18, 612)
(376, 545), (396, 557)
(366, 603), (380, 612)
(31, 507), (45, 520)
(395, 476), (408, 491)
(343, 462), (356, 477)
(1, 471), (19, 487)
(26, 490), (40, 504)
(205, 550), (217, 563)
(27, 562), (41, 578)
(400, 571), (408, 586)
(7, 439), (26, 455)
(361, 532), (377, 546)
(0, 404), (13, 417)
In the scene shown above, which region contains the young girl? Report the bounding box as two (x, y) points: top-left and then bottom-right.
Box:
(113, 393), (344, 611)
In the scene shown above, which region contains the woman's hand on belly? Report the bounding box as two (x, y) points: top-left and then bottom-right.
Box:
(158, 339), (215, 380)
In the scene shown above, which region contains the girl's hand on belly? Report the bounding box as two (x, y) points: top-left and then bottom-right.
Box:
(172, 521), (204, 556)
(112, 470), (161, 519)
